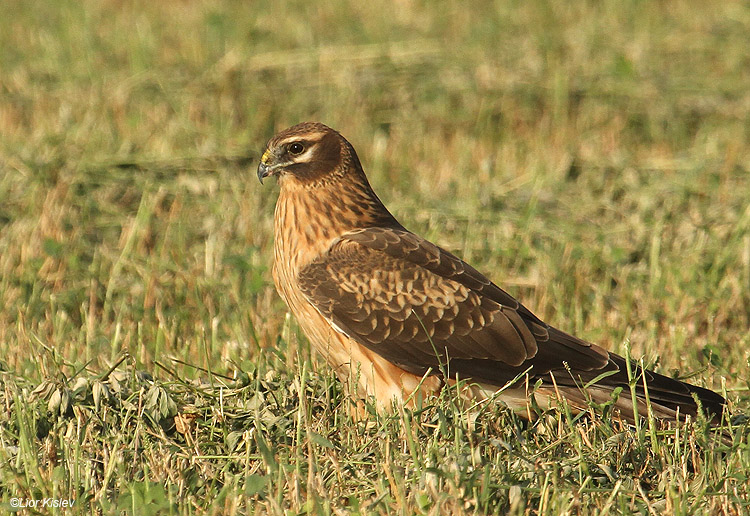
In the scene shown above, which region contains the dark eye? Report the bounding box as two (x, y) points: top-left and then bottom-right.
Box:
(289, 142), (305, 155)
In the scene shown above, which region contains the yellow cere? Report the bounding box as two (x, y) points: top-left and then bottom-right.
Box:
(261, 149), (272, 165)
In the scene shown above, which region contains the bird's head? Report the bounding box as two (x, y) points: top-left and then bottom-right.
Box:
(258, 122), (400, 228)
(257, 122), (358, 186)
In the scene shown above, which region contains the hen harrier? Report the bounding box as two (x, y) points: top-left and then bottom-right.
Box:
(258, 122), (725, 422)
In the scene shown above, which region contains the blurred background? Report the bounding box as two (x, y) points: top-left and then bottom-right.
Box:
(2, 1), (749, 513)
(1, 0), (748, 389)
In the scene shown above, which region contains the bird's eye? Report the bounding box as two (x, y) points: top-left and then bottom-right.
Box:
(289, 142), (305, 155)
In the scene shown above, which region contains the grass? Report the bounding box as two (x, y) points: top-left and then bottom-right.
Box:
(1, 0), (749, 513)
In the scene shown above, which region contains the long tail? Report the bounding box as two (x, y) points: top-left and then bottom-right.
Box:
(542, 354), (726, 424)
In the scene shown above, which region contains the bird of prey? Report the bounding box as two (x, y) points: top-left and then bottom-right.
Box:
(257, 122), (725, 423)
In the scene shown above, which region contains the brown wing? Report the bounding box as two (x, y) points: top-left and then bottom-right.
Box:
(297, 226), (611, 386)
(298, 226), (725, 419)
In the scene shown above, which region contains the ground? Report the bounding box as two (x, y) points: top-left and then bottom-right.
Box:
(0, 1), (749, 514)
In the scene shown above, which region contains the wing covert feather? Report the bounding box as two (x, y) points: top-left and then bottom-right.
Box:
(297, 227), (610, 383)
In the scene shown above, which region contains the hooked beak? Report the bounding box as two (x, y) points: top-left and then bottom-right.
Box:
(257, 148), (278, 184)
(257, 162), (271, 184)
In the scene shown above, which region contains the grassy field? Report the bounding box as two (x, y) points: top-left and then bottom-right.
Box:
(1, 0), (749, 514)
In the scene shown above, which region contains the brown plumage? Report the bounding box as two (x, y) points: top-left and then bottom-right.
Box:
(258, 122), (725, 423)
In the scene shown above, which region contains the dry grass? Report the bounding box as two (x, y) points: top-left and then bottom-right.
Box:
(1, 0), (749, 514)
